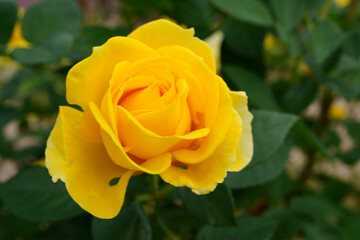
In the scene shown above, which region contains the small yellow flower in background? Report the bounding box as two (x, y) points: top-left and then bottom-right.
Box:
(7, 8), (31, 52)
(45, 19), (253, 219)
(263, 33), (277, 51)
(205, 31), (224, 73)
(328, 102), (348, 120)
(334, 0), (351, 8)
(297, 61), (312, 76)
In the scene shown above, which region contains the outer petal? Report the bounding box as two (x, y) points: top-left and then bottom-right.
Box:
(45, 106), (132, 219)
(160, 109), (242, 194)
(228, 91), (254, 171)
(66, 37), (158, 109)
(128, 19), (216, 72)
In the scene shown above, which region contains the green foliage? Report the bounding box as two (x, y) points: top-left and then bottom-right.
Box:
(1, 0), (360, 239)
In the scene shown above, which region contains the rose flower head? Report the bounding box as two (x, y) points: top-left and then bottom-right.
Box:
(45, 19), (253, 219)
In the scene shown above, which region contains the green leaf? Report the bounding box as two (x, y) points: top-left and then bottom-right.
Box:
(11, 46), (55, 65)
(177, 184), (236, 226)
(173, 0), (214, 28)
(302, 222), (345, 240)
(92, 203), (151, 240)
(225, 140), (291, 189)
(250, 110), (297, 165)
(41, 31), (74, 59)
(222, 19), (265, 60)
(0, 106), (19, 127)
(340, 214), (360, 240)
(222, 65), (280, 111)
(197, 216), (276, 240)
(345, 121), (360, 143)
(0, 0), (17, 45)
(22, 0), (82, 44)
(0, 167), (83, 221)
(264, 208), (300, 240)
(310, 20), (344, 64)
(293, 121), (332, 159)
(290, 196), (339, 221)
(282, 81), (317, 113)
(320, 77), (360, 100)
(208, 0), (273, 26)
(270, 0), (304, 31)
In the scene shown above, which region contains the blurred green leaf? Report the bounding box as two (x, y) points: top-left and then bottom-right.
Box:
(223, 65), (280, 111)
(225, 140), (290, 189)
(337, 147), (360, 165)
(293, 120), (332, 159)
(22, 0), (82, 44)
(222, 20), (265, 60)
(0, 106), (19, 127)
(209, 0), (273, 26)
(11, 47), (55, 65)
(0, 0), (17, 45)
(345, 121), (360, 143)
(0, 167), (84, 221)
(282, 81), (317, 114)
(250, 110), (297, 165)
(290, 196), (339, 221)
(197, 216), (276, 240)
(0, 214), (38, 240)
(264, 207), (300, 240)
(310, 19), (344, 64)
(340, 214), (360, 240)
(302, 221), (345, 240)
(172, 0), (214, 28)
(320, 77), (360, 100)
(92, 203), (151, 240)
(270, 0), (304, 32)
(177, 184), (236, 226)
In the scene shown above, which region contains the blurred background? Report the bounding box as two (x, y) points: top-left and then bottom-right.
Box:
(1, 0), (360, 239)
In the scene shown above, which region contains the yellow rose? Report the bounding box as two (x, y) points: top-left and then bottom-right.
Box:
(45, 19), (253, 219)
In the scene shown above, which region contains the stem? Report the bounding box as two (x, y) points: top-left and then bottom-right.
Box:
(300, 88), (333, 182)
(151, 175), (180, 240)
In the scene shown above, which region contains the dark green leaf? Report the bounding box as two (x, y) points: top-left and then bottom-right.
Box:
(290, 196), (338, 221)
(11, 47), (55, 65)
(0, 106), (19, 127)
(293, 120), (332, 159)
(225, 141), (291, 189)
(310, 20), (344, 64)
(22, 0), (82, 44)
(223, 65), (280, 111)
(270, 0), (304, 31)
(0, 0), (17, 45)
(345, 121), (360, 143)
(340, 214), (360, 240)
(197, 216), (276, 240)
(251, 110), (297, 165)
(282, 81), (317, 113)
(92, 203), (151, 240)
(264, 207), (300, 240)
(0, 167), (83, 221)
(302, 221), (345, 240)
(177, 184), (236, 226)
(209, 0), (273, 26)
(222, 19), (266, 60)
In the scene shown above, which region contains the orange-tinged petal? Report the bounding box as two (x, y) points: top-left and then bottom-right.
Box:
(228, 91), (253, 171)
(160, 109), (242, 194)
(66, 37), (158, 109)
(128, 19), (216, 72)
(90, 102), (175, 173)
(45, 106), (131, 219)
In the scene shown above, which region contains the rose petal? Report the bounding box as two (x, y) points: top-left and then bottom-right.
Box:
(45, 106), (132, 219)
(128, 19), (216, 72)
(66, 37), (158, 109)
(228, 91), (254, 171)
(156, 46), (233, 164)
(160, 109), (242, 194)
(90, 102), (175, 173)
